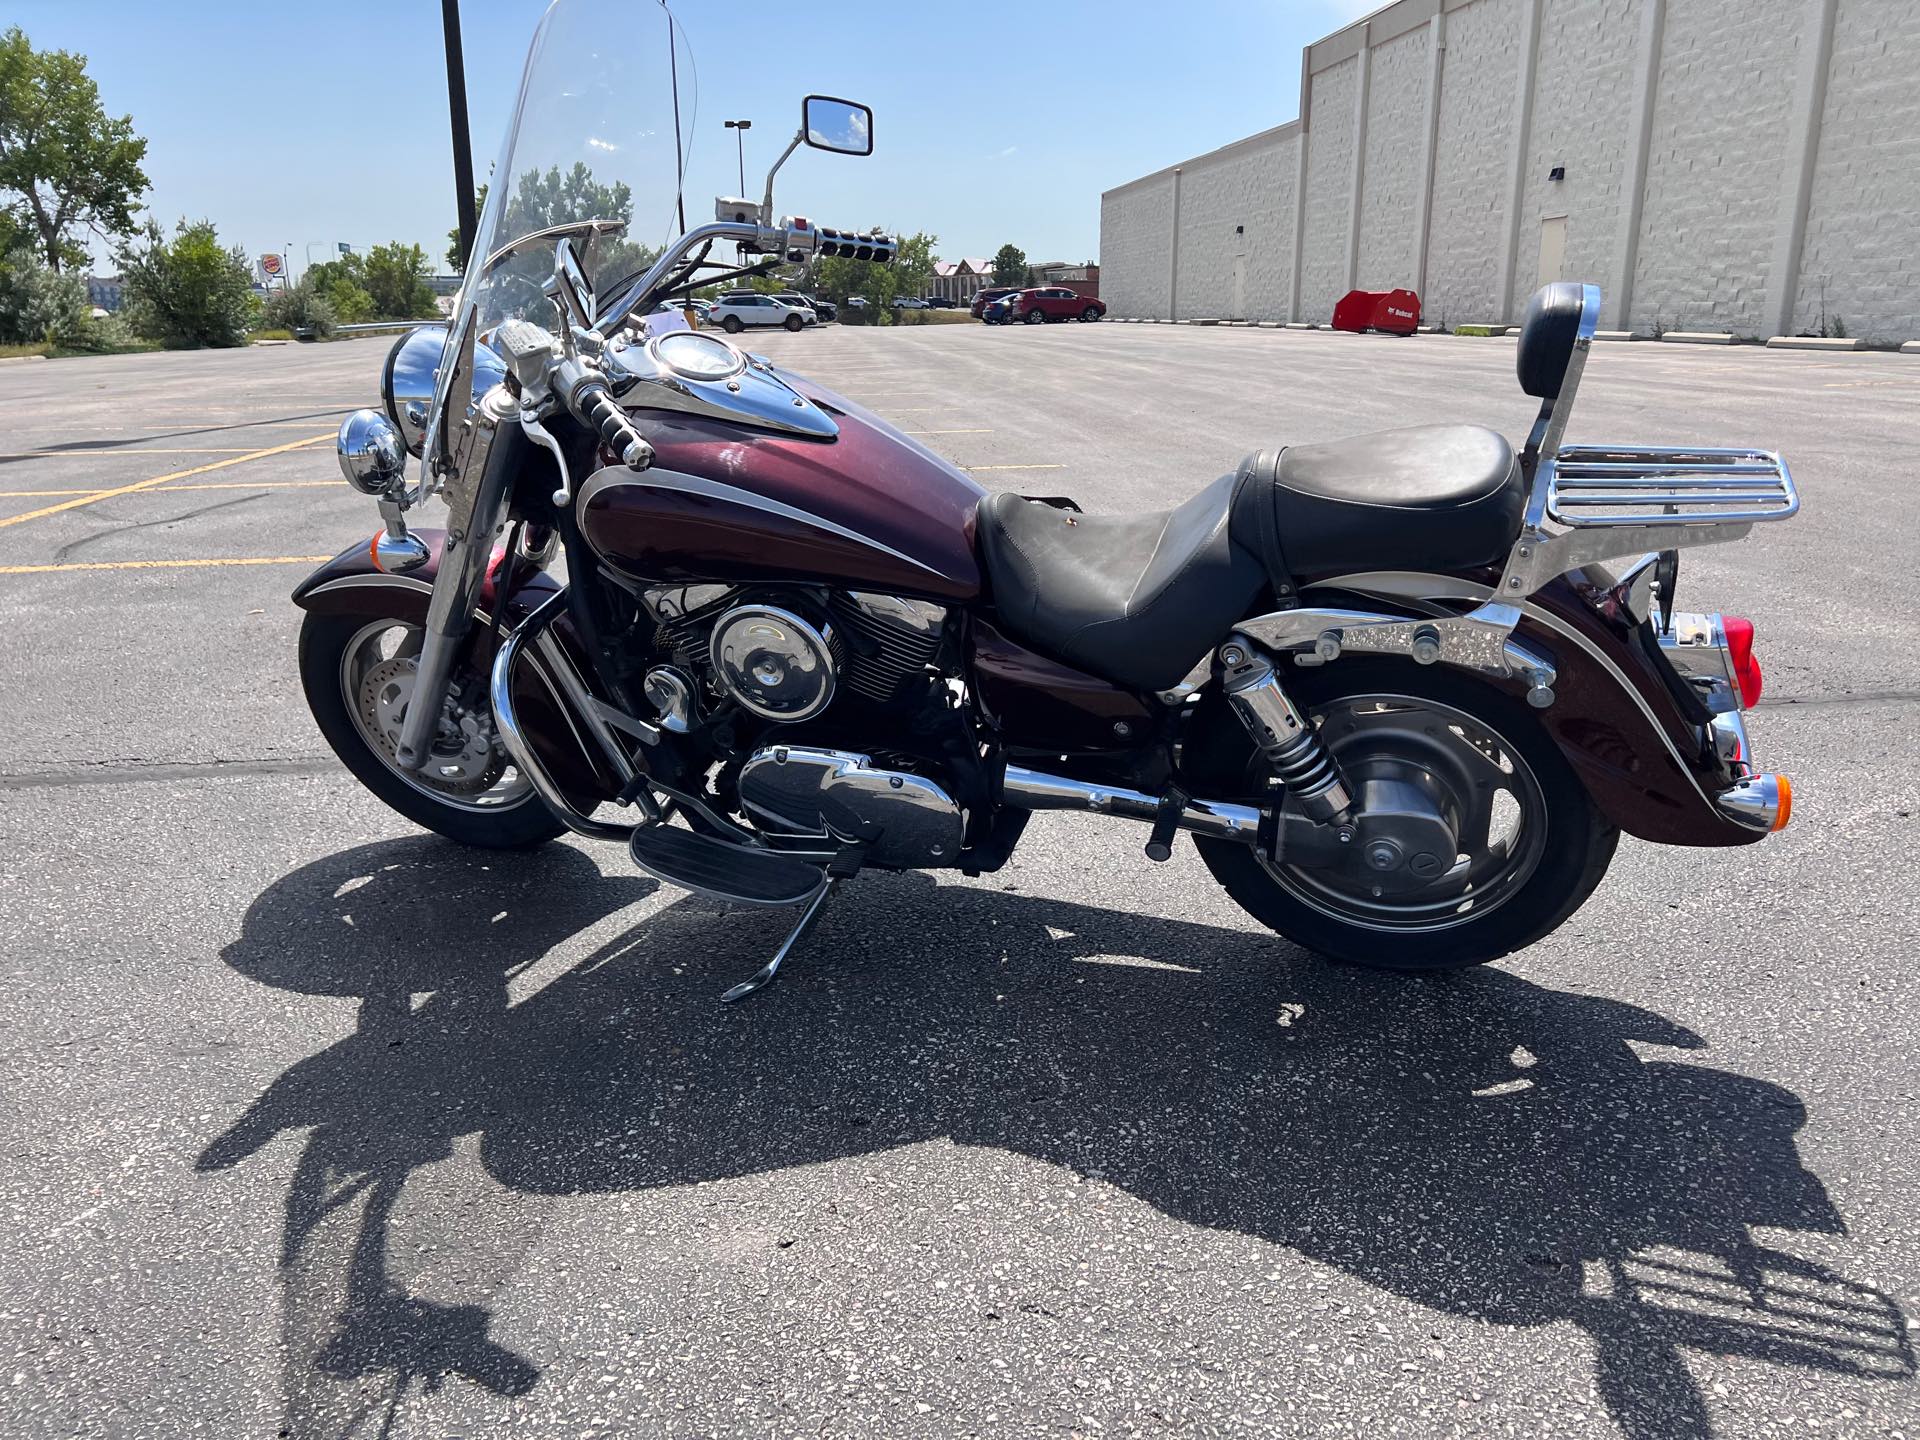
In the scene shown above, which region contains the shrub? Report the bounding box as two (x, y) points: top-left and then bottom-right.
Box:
(0, 250), (89, 346)
(66, 311), (142, 353)
(118, 217), (255, 348)
(324, 280), (374, 324)
(258, 279), (338, 339)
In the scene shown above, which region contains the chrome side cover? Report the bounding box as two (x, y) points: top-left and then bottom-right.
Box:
(739, 746), (964, 869)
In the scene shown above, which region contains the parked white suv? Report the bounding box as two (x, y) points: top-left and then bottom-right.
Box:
(712, 293), (811, 333)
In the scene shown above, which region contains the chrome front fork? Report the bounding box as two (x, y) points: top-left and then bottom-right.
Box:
(394, 388), (519, 771)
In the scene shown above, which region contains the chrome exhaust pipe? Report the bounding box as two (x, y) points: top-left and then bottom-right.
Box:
(1001, 765), (1263, 845)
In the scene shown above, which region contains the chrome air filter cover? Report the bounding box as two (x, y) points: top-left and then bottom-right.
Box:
(709, 604), (839, 721)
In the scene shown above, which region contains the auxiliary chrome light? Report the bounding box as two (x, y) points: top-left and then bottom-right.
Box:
(337, 409), (406, 496)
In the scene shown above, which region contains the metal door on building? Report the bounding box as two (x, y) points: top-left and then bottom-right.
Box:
(1537, 215), (1568, 290)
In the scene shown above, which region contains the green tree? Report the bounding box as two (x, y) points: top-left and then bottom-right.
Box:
(0, 27), (149, 271)
(359, 241), (437, 318)
(117, 217), (254, 348)
(306, 242), (437, 320)
(990, 243), (1027, 287)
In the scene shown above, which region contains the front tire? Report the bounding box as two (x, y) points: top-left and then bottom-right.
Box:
(1193, 660), (1617, 971)
(300, 612), (563, 850)
(784, 313), (804, 332)
(1081, 306), (1101, 322)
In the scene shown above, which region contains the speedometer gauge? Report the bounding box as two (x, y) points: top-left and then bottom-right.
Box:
(653, 330), (746, 382)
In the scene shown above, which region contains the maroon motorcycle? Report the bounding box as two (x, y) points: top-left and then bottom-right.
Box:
(298, 0), (1798, 999)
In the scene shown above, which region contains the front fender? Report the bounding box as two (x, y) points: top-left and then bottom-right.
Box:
(291, 529), (562, 628)
(293, 530), (617, 810)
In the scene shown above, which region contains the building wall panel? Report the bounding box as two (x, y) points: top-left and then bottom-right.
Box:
(1424, 0), (1524, 325)
(1173, 132), (1299, 321)
(1356, 25), (1432, 291)
(1299, 57), (1361, 320)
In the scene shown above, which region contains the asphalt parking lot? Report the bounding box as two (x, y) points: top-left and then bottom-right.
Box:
(2, 321), (1917, 1439)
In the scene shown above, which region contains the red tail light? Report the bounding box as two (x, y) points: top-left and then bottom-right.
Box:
(1722, 615), (1763, 708)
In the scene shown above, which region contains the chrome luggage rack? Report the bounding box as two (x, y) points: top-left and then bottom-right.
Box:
(1493, 444), (1799, 598)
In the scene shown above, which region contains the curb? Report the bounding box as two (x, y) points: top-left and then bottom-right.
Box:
(1765, 335), (1862, 350)
(1904, 341), (1920, 354)
(0, 353), (49, 365)
(1454, 324), (1509, 337)
(1661, 331), (1733, 345)
(1594, 330), (1639, 342)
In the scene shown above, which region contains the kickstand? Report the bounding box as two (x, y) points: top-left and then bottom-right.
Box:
(719, 878), (838, 1004)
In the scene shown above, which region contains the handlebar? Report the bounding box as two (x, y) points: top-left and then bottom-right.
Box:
(570, 380), (653, 472)
(594, 218), (900, 335)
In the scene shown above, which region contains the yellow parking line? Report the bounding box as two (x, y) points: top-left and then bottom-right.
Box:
(0, 554), (332, 576)
(0, 447), (301, 458)
(0, 480), (338, 498)
(0, 433), (332, 532)
(964, 464), (1066, 472)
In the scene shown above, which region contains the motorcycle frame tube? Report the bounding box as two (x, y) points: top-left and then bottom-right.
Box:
(293, 532), (619, 810)
(1305, 570), (1763, 848)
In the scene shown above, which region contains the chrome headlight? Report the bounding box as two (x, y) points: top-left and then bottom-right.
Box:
(337, 409), (405, 496)
(381, 323), (508, 458)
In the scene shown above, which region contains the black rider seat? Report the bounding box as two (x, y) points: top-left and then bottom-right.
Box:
(976, 423), (1523, 694)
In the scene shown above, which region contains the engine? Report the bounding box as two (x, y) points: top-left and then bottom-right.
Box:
(639, 584), (969, 867)
(643, 584), (948, 719)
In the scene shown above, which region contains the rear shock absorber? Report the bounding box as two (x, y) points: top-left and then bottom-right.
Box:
(1219, 636), (1352, 824)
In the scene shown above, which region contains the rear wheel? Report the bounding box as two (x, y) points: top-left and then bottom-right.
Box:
(721, 315), (744, 334)
(1194, 660), (1616, 971)
(1026, 308), (1046, 325)
(300, 612), (563, 850)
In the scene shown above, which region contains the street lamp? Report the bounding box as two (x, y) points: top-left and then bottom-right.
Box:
(724, 119), (752, 196)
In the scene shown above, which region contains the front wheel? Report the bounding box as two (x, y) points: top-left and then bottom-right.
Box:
(299, 612), (563, 850)
(1081, 306), (1101, 322)
(783, 313), (804, 332)
(1194, 661), (1617, 971)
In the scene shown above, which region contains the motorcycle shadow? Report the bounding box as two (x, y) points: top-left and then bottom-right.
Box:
(200, 837), (1913, 1439)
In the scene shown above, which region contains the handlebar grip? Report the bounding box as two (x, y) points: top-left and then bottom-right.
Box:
(574, 384), (654, 471)
(812, 228), (898, 264)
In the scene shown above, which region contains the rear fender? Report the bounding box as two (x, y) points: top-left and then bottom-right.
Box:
(293, 531), (618, 807)
(1303, 572), (1761, 847)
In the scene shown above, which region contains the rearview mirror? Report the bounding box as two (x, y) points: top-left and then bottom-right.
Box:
(803, 96), (873, 156)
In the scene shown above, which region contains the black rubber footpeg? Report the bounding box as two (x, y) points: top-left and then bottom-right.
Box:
(629, 825), (824, 906)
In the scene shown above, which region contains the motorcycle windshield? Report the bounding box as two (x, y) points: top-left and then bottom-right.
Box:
(428, 0), (693, 463)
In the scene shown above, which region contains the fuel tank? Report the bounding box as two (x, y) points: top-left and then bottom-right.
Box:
(578, 372), (985, 601)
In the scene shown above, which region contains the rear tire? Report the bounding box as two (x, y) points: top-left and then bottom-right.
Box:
(1193, 660), (1617, 971)
(300, 612), (563, 850)
(1025, 308), (1045, 324)
(722, 315), (744, 334)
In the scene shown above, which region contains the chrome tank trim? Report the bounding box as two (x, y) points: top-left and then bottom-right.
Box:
(575, 465), (950, 583)
(1001, 766), (1262, 845)
(601, 330), (838, 438)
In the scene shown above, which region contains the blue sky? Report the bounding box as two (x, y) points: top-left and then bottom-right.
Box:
(15, 0), (1371, 278)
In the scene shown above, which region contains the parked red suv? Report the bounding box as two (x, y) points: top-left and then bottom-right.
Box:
(1010, 287), (1106, 324)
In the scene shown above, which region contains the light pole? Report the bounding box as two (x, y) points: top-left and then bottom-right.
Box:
(724, 119), (752, 196)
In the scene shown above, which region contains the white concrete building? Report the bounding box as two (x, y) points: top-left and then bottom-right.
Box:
(1099, 0), (1920, 341)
